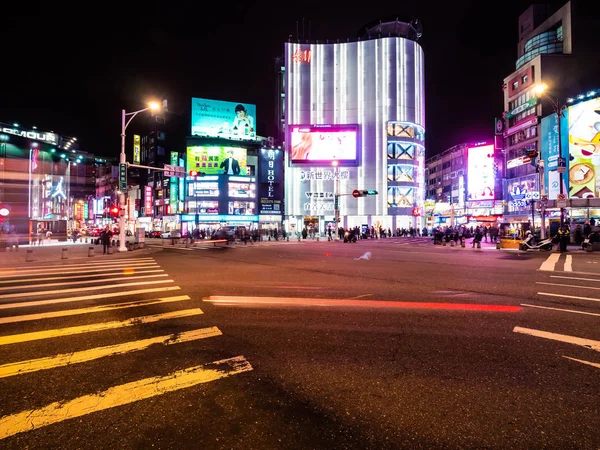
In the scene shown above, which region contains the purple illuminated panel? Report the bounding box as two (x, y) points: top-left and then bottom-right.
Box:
(467, 144), (495, 201)
(289, 124), (358, 165)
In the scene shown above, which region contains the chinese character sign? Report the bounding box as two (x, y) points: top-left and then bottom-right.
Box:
(258, 148), (283, 215)
(191, 98), (257, 140)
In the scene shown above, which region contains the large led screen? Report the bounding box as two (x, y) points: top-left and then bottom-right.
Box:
(186, 146), (248, 175)
(467, 144), (495, 201)
(290, 124), (358, 165)
(191, 98), (257, 140)
(567, 96), (600, 198)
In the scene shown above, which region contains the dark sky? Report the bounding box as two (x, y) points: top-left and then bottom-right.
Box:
(1, 0), (566, 158)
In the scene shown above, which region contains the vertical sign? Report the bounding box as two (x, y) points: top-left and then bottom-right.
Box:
(83, 203), (89, 220)
(133, 134), (141, 164)
(170, 152), (178, 211)
(119, 163), (127, 191)
(541, 113), (569, 199)
(144, 185), (153, 216)
(258, 148), (284, 215)
(178, 157), (185, 211)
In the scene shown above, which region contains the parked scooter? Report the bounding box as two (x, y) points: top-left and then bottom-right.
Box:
(519, 232), (553, 251)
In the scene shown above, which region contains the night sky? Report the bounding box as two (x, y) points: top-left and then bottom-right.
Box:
(1, 0), (567, 158)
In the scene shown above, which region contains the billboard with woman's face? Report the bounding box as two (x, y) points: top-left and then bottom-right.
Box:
(289, 124), (358, 165)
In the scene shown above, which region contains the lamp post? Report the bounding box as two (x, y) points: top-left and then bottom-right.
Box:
(535, 83), (566, 228)
(332, 161), (340, 239)
(118, 102), (160, 252)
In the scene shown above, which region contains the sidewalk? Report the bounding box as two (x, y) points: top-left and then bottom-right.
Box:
(0, 240), (157, 268)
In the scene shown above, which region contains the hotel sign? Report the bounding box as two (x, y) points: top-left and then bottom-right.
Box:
(1, 127), (58, 145)
(258, 148), (284, 215)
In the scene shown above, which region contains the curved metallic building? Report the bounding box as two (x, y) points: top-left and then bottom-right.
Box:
(284, 23), (426, 235)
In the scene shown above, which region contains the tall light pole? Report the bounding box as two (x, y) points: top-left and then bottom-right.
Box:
(534, 83), (566, 228)
(118, 101), (161, 252)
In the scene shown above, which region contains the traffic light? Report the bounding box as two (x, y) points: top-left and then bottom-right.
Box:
(189, 171), (206, 177)
(526, 150), (538, 159)
(352, 189), (378, 198)
(110, 207), (119, 217)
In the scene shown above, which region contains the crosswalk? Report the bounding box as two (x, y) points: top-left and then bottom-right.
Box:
(0, 257), (252, 441)
(514, 268), (600, 371)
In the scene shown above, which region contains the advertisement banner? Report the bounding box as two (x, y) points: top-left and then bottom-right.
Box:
(133, 134), (141, 164)
(567, 96), (600, 198)
(467, 145), (495, 201)
(191, 98), (257, 140)
(540, 113), (569, 199)
(169, 152), (178, 209)
(186, 146), (248, 175)
(289, 124), (358, 164)
(258, 148), (284, 215)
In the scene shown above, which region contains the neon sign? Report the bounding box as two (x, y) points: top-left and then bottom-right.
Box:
(292, 49), (311, 63)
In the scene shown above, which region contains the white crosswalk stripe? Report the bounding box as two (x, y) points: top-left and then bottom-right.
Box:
(0, 257), (252, 440)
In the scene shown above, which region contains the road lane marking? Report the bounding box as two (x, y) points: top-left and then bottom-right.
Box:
(550, 275), (600, 282)
(564, 255), (573, 272)
(0, 263), (160, 279)
(0, 355), (252, 440)
(0, 269), (164, 285)
(513, 326), (600, 351)
(0, 279), (174, 300)
(0, 326), (222, 379)
(0, 274), (169, 292)
(563, 356), (600, 369)
(536, 282), (600, 291)
(0, 309), (203, 346)
(0, 286), (181, 310)
(203, 296), (521, 312)
(538, 292), (600, 303)
(0, 258), (156, 274)
(539, 253), (561, 271)
(349, 294), (374, 299)
(0, 295), (191, 325)
(521, 303), (600, 317)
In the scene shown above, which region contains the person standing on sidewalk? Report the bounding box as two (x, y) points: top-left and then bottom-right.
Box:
(558, 225), (570, 253)
(100, 225), (113, 254)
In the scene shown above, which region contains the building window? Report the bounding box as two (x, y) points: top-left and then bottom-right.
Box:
(521, 74), (528, 84)
(513, 81), (519, 90)
(157, 146), (165, 156)
(157, 131), (165, 141)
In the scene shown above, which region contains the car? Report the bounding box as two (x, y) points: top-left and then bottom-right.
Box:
(211, 226), (235, 241)
(148, 231), (162, 238)
(161, 230), (181, 239)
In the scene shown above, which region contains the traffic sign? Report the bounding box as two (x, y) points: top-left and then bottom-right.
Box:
(164, 164), (186, 178)
(119, 163), (127, 191)
(557, 193), (567, 208)
(557, 157), (566, 174)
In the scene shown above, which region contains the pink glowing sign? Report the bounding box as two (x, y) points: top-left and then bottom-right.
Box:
(467, 144), (495, 201)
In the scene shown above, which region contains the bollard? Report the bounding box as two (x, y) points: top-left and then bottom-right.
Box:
(461, 239), (465, 248)
(107, 246), (114, 254)
(139, 242), (145, 249)
(133, 243), (139, 250)
(88, 246), (94, 257)
(477, 241), (481, 249)
(443, 240), (446, 246)
(26, 249), (33, 262)
(185, 239), (190, 248)
(496, 241), (501, 250)
(316, 236), (319, 242)
(61, 247), (68, 259)
(450, 240), (455, 247)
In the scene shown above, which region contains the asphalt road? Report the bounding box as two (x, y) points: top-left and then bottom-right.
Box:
(0, 237), (599, 449)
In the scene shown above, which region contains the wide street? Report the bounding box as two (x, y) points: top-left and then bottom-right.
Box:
(0, 237), (599, 449)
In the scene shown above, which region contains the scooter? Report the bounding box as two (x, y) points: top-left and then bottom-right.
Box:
(519, 234), (553, 251)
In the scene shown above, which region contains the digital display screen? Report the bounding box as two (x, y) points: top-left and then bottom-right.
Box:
(467, 144), (495, 201)
(191, 98), (257, 140)
(186, 146), (248, 175)
(290, 124), (358, 165)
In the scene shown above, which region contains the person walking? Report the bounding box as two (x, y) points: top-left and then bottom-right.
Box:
(557, 225), (570, 253)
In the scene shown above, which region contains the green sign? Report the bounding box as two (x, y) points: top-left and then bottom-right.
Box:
(505, 98), (537, 119)
(334, 195), (339, 210)
(366, 190), (378, 195)
(119, 163), (127, 191)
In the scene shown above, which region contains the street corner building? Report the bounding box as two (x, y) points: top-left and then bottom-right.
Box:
(282, 19), (426, 235)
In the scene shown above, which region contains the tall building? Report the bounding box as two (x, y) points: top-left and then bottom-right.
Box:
(282, 18), (426, 235)
(500, 0), (600, 229)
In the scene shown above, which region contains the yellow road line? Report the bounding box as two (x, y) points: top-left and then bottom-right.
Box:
(0, 274), (169, 292)
(0, 326), (221, 379)
(0, 286), (181, 310)
(0, 355), (252, 440)
(0, 309), (203, 346)
(0, 269), (164, 284)
(0, 295), (191, 325)
(0, 279), (174, 300)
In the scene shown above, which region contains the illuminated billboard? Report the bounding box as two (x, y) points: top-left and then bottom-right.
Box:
(567, 96), (600, 198)
(186, 146), (248, 175)
(289, 124), (358, 165)
(467, 144), (495, 201)
(191, 98), (257, 140)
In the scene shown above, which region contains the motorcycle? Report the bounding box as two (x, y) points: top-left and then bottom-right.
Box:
(519, 233), (553, 251)
(343, 230), (357, 243)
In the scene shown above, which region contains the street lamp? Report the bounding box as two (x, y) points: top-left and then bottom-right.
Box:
(332, 160), (340, 239)
(534, 83), (566, 228)
(118, 101), (161, 252)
